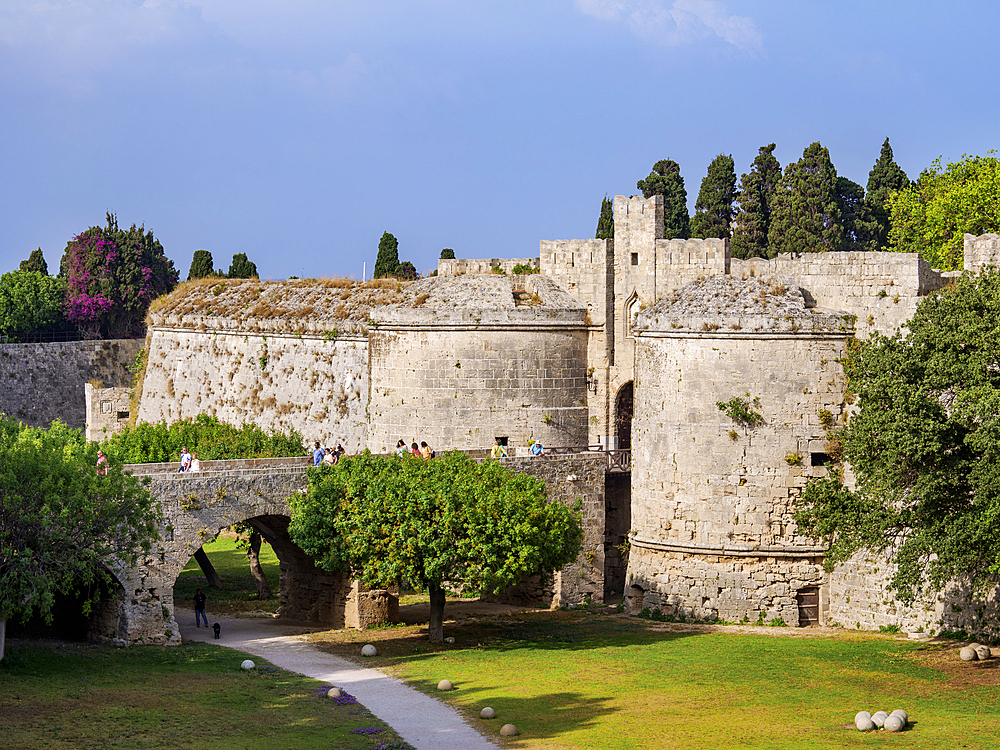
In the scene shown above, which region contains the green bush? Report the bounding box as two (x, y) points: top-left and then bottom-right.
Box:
(101, 414), (305, 464)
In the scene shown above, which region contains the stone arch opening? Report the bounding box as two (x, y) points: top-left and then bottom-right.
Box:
(615, 381), (633, 450)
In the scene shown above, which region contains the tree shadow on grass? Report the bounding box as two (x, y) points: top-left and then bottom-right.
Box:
(441, 687), (619, 744)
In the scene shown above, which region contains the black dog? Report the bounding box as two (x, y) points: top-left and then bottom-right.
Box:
(212, 622), (221, 639)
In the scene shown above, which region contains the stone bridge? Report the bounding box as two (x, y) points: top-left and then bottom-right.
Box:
(104, 451), (621, 645)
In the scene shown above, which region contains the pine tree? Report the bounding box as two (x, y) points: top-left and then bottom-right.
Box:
(690, 155), (736, 239)
(19, 248), (48, 275)
(731, 144), (781, 259)
(374, 232), (400, 279)
(637, 159), (689, 239)
(767, 142), (843, 256)
(595, 195), (614, 240)
(187, 250), (216, 280)
(866, 138), (911, 249)
(835, 177), (881, 252)
(227, 253), (258, 279)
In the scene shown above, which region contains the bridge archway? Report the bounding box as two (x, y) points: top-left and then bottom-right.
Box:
(615, 381), (633, 450)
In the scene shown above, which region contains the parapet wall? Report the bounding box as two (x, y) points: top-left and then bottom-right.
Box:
(965, 233), (1000, 272)
(732, 251), (950, 338)
(0, 339), (141, 430)
(437, 257), (539, 276)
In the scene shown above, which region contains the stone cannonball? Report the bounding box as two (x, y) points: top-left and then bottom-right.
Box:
(437, 680), (454, 691)
(241, 659), (255, 670)
(499, 724), (519, 736)
(480, 707), (496, 719)
(855, 716), (875, 732)
(327, 687), (342, 699)
(884, 714), (905, 733)
(361, 644), (378, 657)
(871, 711), (888, 728)
(854, 711), (871, 724)
(890, 709), (908, 725)
(960, 646), (978, 661)
(976, 645), (992, 660)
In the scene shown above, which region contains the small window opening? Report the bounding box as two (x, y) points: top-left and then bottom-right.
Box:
(811, 453), (832, 466)
(630, 253), (639, 266)
(495, 436), (509, 447)
(117, 411), (130, 420)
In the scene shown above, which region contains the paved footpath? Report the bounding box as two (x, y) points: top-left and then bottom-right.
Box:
(178, 609), (499, 750)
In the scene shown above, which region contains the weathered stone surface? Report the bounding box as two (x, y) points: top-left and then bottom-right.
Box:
(480, 707), (496, 719)
(241, 659), (255, 670)
(855, 717), (875, 732)
(361, 644), (377, 657)
(437, 680), (453, 691)
(884, 714), (904, 732)
(499, 724), (519, 736)
(976, 645), (992, 660)
(871, 711), (888, 728)
(960, 646), (978, 661)
(0, 339), (140, 429)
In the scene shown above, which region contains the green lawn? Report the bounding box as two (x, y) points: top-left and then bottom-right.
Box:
(0, 640), (410, 750)
(308, 611), (1000, 750)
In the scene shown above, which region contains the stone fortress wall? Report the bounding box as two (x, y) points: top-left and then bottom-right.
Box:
(0, 339), (142, 430)
(52, 198), (1000, 637)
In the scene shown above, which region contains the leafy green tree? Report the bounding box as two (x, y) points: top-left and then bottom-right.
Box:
(60, 213), (178, 338)
(394, 261), (418, 281)
(796, 268), (1000, 601)
(731, 144), (782, 259)
(0, 417), (161, 660)
(439, 248), (456, 260)
(227, 253), (258, 279)
(866, 138), (911, 249)
(289, 451), (582, 641)
(637, 159), (690, 239)
(767, 142), (843, 257)
(0, 270), (67, 339)
(596, 195), (614, 240)
(690, 154), (737, 239)
(887, 152), (1000, 271)
(835, 177), (881, 253)
(19, 248), (48, 275)
(374, 232), (400, 279)
(187, 250), (216, 281)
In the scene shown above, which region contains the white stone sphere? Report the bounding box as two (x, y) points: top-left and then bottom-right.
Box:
(361, 644), (377, 657)
(960, 646), (978, 661)
(437, 679), (454, 691)
(855, 717), (875, 732)
(499, 724), (519, 736)
(871, 711), (888, 728)
(976, 645), (992, 660)
(890, 709), (908, 724)
(854, 711), (871, 724)
(884, 714), (905, 733)
(480, 707), (496, 719)
(241, 659), (255, 670)
(327, 687), (342, 699)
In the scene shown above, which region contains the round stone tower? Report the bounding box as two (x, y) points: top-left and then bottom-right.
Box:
(368, 274), (590, 454)
(625, 274), (854, 626)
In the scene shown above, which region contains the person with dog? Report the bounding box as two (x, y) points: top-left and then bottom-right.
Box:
(193, 587), (209, 628)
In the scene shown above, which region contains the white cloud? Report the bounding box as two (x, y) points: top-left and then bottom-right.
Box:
(574, 0), (764, 56)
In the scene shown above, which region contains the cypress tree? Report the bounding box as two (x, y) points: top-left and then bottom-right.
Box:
(595, 195), (614, 240)
(637, 159), (689, 239)
(187, 249), (215, 280)
(374, 232), (400, 279)
(690, 154), (737, 239)
(866, 138), (911, 249)
(836, 177), (881, 252)
(228, 253), (258, 279)
(19, 248), (48, 275)
(731, 144), (781, 260)
(767, 142), (843, 256)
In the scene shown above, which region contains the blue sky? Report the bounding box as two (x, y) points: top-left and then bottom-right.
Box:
(2, 1), (997, 281)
